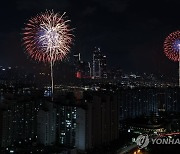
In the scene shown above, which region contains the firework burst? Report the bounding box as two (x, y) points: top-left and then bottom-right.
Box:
(23, 10), (73, 63)
(164, 31), (180, 62)
(164, 30), (180, 87)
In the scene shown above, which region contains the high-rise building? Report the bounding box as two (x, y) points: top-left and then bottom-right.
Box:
(73, 53), (81, 65)
(118, 87), (180, 123)
(118, 88), (158, 121)
(37, 102), (57, 145)
(0, 98), (44, 147)
(157, 88), (179, 113)
(0, 108), (12, 147)
(92, 48), (101, 79)
(56, 104), (77, 147)
(75, 92), (119, 151)
(100, 55), (107, 79)
(77, 61), (91, 79)
(73, 52), (91, 79)
(75, 108), (86, 150)
(73, 52), (81, 78)
(92, 48), (107, 79)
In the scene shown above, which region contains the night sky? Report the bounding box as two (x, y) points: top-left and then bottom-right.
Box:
(0, 0), (180, 76)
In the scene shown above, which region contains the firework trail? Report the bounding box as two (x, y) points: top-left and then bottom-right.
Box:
(23, 10), (73, 99)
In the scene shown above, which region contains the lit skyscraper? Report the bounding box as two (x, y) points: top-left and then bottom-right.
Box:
(73, 52), (81, 65)
(92, 48), (107, 79)
(93, 48), (101, 79)
(101, 55), (107, 79)
(57, 105), (77, 147)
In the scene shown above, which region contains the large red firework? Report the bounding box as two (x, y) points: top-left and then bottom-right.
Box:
(23, 11), (73, 63)
(164, 31), (180, 62)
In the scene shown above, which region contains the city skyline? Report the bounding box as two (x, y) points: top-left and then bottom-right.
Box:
(0, 1), (180, 154)
(0, 0), (179, 76)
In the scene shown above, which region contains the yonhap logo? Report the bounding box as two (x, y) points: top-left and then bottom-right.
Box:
(151, 137), (180, 145)
(136, 134), (149, 149)
(136, 134), (180, 149)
